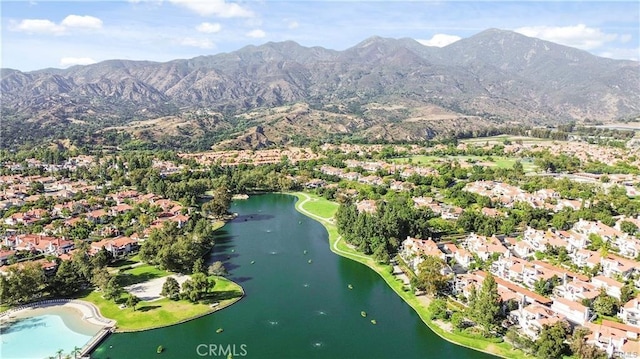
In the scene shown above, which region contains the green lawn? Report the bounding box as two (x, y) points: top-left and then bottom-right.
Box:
(211, 220), (225, 231)
(81, 276), (243, 332)
(393, 155), (538, 173)
(109, 258), (139, 268)
(118, 264), (170, 286)
(301, 198), (339, 219)
(292, 191), (532, 359)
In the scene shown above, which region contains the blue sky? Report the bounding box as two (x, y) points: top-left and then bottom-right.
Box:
(2, 0), (639, 71)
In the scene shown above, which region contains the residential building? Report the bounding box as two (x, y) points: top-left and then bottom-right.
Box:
(550, 297), (590, 325)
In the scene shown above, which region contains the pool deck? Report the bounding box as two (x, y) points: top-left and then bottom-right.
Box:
(1, 299), (116, 358)
(0, 299), (115, 328)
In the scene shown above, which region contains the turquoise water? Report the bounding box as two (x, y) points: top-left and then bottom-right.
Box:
(94, 194), (494, 358)
(0, 306), (102, 359)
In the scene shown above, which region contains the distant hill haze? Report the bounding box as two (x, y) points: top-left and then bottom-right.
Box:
(2, 28), (639, 149)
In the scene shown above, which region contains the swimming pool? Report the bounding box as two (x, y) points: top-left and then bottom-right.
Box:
(0, 306), (103, 359)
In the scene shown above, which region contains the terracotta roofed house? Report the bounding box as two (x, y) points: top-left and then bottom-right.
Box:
(591, 275), (625, 300)
(620, 296), (640, 327)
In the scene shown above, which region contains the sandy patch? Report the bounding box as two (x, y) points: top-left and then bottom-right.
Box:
(124, 274), (190, 302)
(0, 299), (114, 327)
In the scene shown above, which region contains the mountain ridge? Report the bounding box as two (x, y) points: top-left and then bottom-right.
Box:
(1, 28), (639, 149)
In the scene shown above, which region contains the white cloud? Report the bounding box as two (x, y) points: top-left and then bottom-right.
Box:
(619, 34), (632, 43)
(417, 34), (461, 47)
(246, 29), (266, 39)
(178, 37), (215, 49)
(11, 19), (65, 35)
(127, 0), (164, 6)
(60, 57), (97, 67)
(288, 21), (299, 30)
(168, 0), (253, 18)
(60, 15), (103, 29)
(196, 22), (222, 33)
(11, 15), (103, 35)
(599, 47), (640, 61)
(514, 24), (619, 50)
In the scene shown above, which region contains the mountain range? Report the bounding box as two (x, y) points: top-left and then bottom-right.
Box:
(1, 28), (639, 149)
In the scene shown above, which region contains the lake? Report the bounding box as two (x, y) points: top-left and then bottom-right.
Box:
(92, 193), (494, 358)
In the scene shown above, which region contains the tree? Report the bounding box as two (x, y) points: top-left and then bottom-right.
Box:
(29, 181), (45, 194)
(2, 261), (46, 305)
(450, 311), (466, 330)
(469, 273), (502, 336)
(126, 294), (140, 311)
(535, 320), (570, 359)
(588, 233), (605, 251)
(140, 220), (213, 273)
(103, 277), (123, 302)
(428, 298), (448, 320)
(621, 283), (635, 304)
(592, 293), (617, 316)
(71, 244), (94, 282)
(91, 247), (113, 268)
(207, 261), (228, 276)
(505, 327), (534, 353)
(533, 278), (551, 296)
(51, 260), (83, 296)
(71, 346), (81, 359)
(181, 273), (214, 303)
(0, 275), (9, 306)
(415, 256), (448, 296)
(533, 276), (559, 296)
(161, 276), (181, 300)
(192, 272), (211, 295)
(372, 244), (390, 264)
(513, 161), (524, 174)
(91, 268), (112, 291)
(466, 284), (478, 309)
(620, 221), (639, 235)
(192, 258), (205, 274)
(202, 186), (231, 217)
(570, 327), (607, 359)
(181, 279), (197, 302)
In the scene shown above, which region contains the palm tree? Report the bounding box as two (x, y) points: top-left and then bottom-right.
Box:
(71, 346), (81, 359)
(56, 349), (63, 359)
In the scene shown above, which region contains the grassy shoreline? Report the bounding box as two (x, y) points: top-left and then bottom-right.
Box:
(82, 275), (244, 333)
(291, 191), (531, 359)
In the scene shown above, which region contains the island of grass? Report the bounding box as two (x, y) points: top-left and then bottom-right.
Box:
(292, 191), (530, 359)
